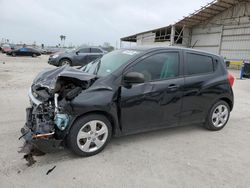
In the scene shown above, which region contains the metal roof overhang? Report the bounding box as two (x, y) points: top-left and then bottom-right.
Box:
(120, 25), (172, 42)
(121, 0), (247, 42)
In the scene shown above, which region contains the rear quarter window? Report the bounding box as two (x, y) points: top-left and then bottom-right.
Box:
(186, 53), (214, 75)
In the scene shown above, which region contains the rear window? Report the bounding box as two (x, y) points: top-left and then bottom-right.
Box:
(186, 53), (214, 75)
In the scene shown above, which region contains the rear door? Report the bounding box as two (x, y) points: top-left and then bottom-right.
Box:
(75, 48), (90, 65)
(90, 48), (103, 62)
(180, 51), (216, 125)
(120, 50), (184, 134)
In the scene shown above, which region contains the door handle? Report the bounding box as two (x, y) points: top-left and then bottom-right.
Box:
(168, 84), (179, 91)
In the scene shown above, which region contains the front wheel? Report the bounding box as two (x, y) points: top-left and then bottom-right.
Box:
(32, 54), (37, 57)
(67, 114), (112, 156)
(205, 100), (230, 131)
(59, 59), (71, 66)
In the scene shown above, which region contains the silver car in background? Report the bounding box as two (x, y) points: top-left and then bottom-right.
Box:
(48, 47), (107, 66)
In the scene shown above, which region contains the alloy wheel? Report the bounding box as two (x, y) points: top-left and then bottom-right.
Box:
(212, 104), (229, 128)
(61, 60), (70, 65)
(77, 120), (108, 152)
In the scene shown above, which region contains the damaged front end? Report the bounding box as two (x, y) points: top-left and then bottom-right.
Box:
(19, 66), (97, 158)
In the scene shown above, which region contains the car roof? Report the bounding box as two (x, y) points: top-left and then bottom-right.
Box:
(122, 46), (221, 58)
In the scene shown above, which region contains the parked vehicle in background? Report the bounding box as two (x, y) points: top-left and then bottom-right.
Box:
(35, 48), (47, 54)
(21, 47), (234, 157)
(6, 47), (41, 57)
(1, 44), (12, 53)
(48, 46), (107, 66)
(45, 47), (63, 55)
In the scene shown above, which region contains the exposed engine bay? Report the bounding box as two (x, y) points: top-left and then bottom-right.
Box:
(19, 66), (97, 164)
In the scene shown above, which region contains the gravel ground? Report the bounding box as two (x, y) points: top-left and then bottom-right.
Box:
(0, 53), (250, 188)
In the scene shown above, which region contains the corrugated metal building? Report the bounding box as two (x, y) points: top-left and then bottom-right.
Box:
(121, 0), (250, 61)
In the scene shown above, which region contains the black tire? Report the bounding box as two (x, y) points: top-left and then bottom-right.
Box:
(32, 54), (37, 57)
(12, 52), (16, 57)
(59, 59), (71, 66)
(67, 114), (112, 157)
(205, 100), (230, 131)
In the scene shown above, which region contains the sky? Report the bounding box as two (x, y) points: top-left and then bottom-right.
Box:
(0, 0), (210, 47)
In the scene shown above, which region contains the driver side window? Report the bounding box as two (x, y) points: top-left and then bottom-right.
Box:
(129, 52), (179, 82)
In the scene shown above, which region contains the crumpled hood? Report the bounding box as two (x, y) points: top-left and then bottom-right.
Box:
(33, 65), (97, 91)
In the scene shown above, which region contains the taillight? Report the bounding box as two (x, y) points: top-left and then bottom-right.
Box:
(227, 72), (235, 87)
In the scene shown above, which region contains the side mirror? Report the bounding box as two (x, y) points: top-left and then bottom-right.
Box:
(123, 72), (145, 85)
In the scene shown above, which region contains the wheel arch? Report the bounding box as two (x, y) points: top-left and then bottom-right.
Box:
(204, 96), (233, 123)
(67, 110), (119, 137)
(219, 97), (233, 111)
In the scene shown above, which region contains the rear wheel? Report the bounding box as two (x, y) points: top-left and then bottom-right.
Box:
(67, 114), (112, 156)
(59, 59), (71, 66)
(32, 53), (37, 57)
(205, 100), (230, 131)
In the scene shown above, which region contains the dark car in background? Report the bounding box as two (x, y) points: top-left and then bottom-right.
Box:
(48, 46), (106, 66)
(21, 47), (234, 157)
(7, 47), (41, 57)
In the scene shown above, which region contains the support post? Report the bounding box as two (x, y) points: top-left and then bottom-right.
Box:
(170, 25), (175, 46)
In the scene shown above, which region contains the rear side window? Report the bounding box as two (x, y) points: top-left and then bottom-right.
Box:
(91, 48), (102, 53)
(79, 48), (90, 53)
(186, 53), (214, 75)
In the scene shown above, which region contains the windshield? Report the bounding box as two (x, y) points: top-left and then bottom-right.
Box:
(81, 49), (141, 77)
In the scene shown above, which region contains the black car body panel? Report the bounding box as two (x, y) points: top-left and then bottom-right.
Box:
(20, 47), (234, 153)
(48, 47), (106, 66)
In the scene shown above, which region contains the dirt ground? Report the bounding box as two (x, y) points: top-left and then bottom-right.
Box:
(0, 53), (250, 188)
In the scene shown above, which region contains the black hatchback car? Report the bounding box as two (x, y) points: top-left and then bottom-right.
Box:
(20, 47), (234, 157)
(48, 47), (106, 66)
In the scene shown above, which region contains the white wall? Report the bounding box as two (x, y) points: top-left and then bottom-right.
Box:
(136, 32), (171, 46)
(191, 26), (222, 54)
(136, 32), (155, 46)
(133, 1), (250, 60)
(192, 1), (250, 60)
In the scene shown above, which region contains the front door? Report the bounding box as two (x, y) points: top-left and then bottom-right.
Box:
(120, 51), (184, 134)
